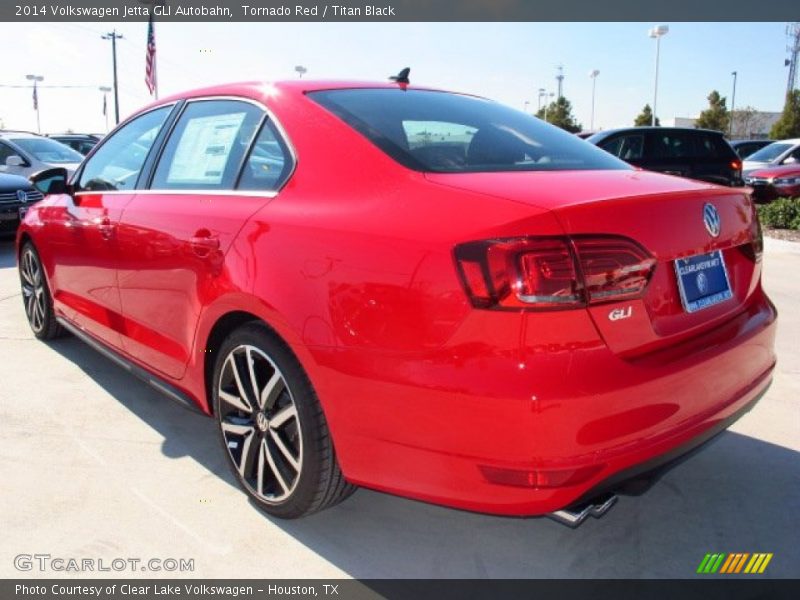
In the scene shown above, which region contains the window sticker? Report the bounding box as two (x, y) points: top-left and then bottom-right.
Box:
(167, 112), (246, 185)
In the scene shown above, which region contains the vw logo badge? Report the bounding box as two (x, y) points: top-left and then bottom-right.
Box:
(696, 271), (708, 294)
(703, 203), (721, 238)
(16, 190), (28, 203)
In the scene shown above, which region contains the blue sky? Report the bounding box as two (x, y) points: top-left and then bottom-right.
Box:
(0, 22), (791, 133)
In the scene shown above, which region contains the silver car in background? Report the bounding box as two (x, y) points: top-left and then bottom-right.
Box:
(742, 138), (800, 176)
(0, 131), (83, 178)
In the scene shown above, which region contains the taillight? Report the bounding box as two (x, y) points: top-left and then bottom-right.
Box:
(752, 202), (764, 262)
(730, 159), (742, 171)
(454, 235), (656, 311)
(573, 237), (656, 304)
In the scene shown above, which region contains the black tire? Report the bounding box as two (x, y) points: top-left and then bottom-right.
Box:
(19, 242), (64, 340)
(212, 322), (356, 518)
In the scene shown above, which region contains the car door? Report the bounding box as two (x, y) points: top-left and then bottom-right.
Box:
(115, 98), (292, 380)
(43, 105), (174, 348)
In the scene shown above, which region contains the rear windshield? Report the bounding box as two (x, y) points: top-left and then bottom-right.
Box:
(310, 89), (630, 173)
(746, 142), (793, 162)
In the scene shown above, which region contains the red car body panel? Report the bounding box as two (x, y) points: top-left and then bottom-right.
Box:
(17, 81), (777, 516)
(745, 164), (800, 202)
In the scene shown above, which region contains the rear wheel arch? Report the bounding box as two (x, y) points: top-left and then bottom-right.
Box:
(202, 310), (308, 416)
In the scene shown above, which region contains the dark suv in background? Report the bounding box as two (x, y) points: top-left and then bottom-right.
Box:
(588, 127), (742, 186)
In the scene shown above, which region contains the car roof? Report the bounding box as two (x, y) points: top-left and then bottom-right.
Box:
(767, 138), (800, 144)
(149, 80), (457, 110)
(48, 133), (97, 138)
(592, 126), (727, 137)
(0, 130), (42, 138)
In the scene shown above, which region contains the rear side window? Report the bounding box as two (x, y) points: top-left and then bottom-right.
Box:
(152, 100), (262, 190)
(695, 133), (734, 159)
(78, 106), (171, 191)
(651, 131), (700, 159)
(237, 120), (293, 191)
(598, 134), (644, 161)
(310, 89), (629, 173)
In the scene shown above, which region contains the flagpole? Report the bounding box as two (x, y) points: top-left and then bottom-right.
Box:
(154, 54), (159, 100)
(26, 74), (44, 134)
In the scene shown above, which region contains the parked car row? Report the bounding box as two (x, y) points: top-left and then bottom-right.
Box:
(583, 129), (800, 202)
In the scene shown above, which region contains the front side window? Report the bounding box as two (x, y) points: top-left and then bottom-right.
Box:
(152, 100), (262, 190)
(10, 137), (83, 164)
(78, 106), (171, 191)
(310, 89), (629, 173)
(0, 141), (20, 164)
(599, 134), (644, 161)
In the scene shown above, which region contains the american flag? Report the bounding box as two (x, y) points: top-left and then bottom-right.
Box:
(145, 13), (157, 96)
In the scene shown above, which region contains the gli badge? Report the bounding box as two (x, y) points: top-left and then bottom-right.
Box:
(608, 306), (633, 321)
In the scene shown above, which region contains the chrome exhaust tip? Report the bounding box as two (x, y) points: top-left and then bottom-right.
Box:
(547, 493), (618, 528)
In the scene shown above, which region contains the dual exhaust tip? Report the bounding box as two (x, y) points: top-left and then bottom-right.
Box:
(547, 493), (618, 528)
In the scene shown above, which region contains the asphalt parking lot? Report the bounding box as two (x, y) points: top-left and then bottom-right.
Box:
(0, 235), (797, 579)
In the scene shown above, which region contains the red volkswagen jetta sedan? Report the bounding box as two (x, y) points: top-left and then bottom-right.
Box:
(17, 81), (776, 525)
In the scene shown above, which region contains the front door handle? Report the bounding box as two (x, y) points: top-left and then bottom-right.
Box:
(92, 216), (116, 239)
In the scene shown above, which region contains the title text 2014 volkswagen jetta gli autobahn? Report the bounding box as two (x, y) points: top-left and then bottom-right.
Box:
(17, 80), (776, 525)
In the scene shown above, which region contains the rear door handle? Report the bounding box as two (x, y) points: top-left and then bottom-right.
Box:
(189, 230), (220, 255)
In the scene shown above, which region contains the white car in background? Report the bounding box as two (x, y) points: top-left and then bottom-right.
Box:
(742, 138), (800, 176)
(0, 131), (83, 179)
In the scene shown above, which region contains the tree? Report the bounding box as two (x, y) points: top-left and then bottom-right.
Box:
(695, 90), (729, 133)
(729, 106), (767, 139)
(634, 104), (659, 127)
(535, 96), (581, 133)
(770, 90), (800, 139)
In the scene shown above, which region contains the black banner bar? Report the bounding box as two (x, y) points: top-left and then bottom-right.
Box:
(4, 580), (800, 600)
(1, 0), (799, 22)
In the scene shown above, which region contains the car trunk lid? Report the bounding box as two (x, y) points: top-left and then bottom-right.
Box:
(427, 170), (761, 356)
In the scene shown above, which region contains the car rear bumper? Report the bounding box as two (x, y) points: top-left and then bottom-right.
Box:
(313, 288), (777, 516)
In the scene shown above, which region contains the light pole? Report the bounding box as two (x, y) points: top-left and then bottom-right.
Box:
(99, 86), (112, 132)
(26, 74), (44, 133)
(729, 71), (737, 137)
(295, 65), (307, 79)
(648, 25), (669, 126)
(537, 88), (546, 111)
(524, 100), (530, 113)
(589, 69), (600, 131)
(102, 30), (123, 125)
(543, 92), (555, 122)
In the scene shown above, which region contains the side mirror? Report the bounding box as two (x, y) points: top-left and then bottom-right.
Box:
(5, 155), (26, 167)
(29, 167), (71, 196)
(783, 156), (798, 165)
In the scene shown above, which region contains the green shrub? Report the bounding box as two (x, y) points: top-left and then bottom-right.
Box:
(757, 198), (800, 230)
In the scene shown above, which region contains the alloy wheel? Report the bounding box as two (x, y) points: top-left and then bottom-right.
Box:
(217, 344), (303, 504)
(20, 247), (46, 334)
